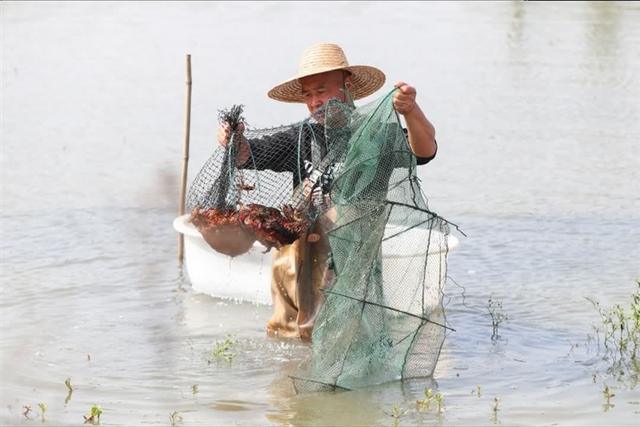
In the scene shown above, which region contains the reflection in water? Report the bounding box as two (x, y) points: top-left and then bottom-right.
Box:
(266, 371), (440, 427)
(586, 1), (621, 60)
(209, 400), (253, 412)
(507, 0), (525, 48)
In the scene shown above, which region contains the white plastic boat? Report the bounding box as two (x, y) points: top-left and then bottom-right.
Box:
(173, 214), (459, 306)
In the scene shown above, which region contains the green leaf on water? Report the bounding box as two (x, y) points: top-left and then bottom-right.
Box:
(38, 403), (47, 421)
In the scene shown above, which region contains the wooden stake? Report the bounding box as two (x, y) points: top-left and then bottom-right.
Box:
(178, 54), (192, 264)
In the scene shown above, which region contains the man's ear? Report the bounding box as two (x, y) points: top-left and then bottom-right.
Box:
(344, 77), (353, 90)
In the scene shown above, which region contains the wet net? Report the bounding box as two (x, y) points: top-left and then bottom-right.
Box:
(186, 103), (315, 256)
(186, 89), (457, 390)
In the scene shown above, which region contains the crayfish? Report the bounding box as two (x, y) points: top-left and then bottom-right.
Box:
(190, 204), (310, 256)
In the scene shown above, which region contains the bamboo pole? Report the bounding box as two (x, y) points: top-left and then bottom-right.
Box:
(178, 54), (192, 264)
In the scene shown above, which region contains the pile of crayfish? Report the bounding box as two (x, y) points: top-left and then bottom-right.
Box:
(190, 203), (310, 256)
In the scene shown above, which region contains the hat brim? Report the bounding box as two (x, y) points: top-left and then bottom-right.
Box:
(267, 65), (386, 103)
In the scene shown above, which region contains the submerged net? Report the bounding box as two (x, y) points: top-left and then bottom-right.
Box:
(187, 89), (456, 390)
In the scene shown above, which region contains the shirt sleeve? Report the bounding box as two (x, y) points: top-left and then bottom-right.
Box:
(403, 128), (437, 165)
(415, 139), (437, 165)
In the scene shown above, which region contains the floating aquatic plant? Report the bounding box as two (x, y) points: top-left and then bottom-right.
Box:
(210, 335), (235, 363)
(38, 403), (47, 422)
(416, 388), (444, 414)
(83, 404), (102, 425)
(384, 404), (407, 427)
(416, 388), (434, 411)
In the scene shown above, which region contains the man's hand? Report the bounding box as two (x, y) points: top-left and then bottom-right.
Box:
(392, 81), (437, 159)
(217, 122), (250, 165)
(393, 82), (417, 116)
(217, 122), (246, 147)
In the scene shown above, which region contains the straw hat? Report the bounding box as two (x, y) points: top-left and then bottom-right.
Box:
(268, 43), (386, 103)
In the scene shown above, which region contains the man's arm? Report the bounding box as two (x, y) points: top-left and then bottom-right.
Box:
(393, 82), (438, 160)
(217, 122), (251, 165)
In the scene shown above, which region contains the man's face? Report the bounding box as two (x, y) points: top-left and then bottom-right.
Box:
(300, 70), (352, 115)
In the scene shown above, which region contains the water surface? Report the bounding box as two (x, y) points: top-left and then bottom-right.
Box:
(2, 2), (639, 425)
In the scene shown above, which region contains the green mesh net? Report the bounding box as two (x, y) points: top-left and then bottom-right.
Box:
(186, 89), (458, 390)
(291, 91), (455, 391)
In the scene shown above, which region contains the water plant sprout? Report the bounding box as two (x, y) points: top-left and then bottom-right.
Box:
(416, 388), (435, 410)
(210, 335), (235, 363)
(64, 378), (73, 404)
(169, 410), (183, 426)
(38, 403), (47, 422)
(83, 404), (103, 424)
(488, 296), (508, 340)
(384, 404), (407, 427)
(587, 281), (640, 385)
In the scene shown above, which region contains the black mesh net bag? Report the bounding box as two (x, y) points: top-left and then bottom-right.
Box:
(186, 100), (354, 256)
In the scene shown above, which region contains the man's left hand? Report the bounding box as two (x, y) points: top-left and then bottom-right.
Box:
(393, 82), (417, 116)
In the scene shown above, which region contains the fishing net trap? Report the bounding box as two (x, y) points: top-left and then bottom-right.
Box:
(186, 89), (460, 391)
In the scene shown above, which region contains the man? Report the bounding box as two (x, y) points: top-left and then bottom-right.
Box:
(217, 43), (438, 340)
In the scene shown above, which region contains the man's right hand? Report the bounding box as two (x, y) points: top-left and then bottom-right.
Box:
(217, 122), (250, 165)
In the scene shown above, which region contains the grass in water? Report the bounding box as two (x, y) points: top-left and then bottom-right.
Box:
(491, 397), (500, 424)
(602, 384), (615, 412)
(434, 393), (445, 414)
(384, 404), (407, 427)
(488, 295), (508, 340)
(416, 388), (444, 414)
(64, 377), (74, 404)
(83, 404), (102, 425)
(169, 411), (183, 426)
(38, 403), (47, 422)
(416, 388), (433, 410)
(587, 280), (640, 387)
(210, 335), (235, 364)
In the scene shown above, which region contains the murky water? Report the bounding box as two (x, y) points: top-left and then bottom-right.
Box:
(2, 2), (639, 425)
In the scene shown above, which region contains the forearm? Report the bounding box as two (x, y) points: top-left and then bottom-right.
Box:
(233, 135), (251, 166)
(403, 105), (437, 158)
